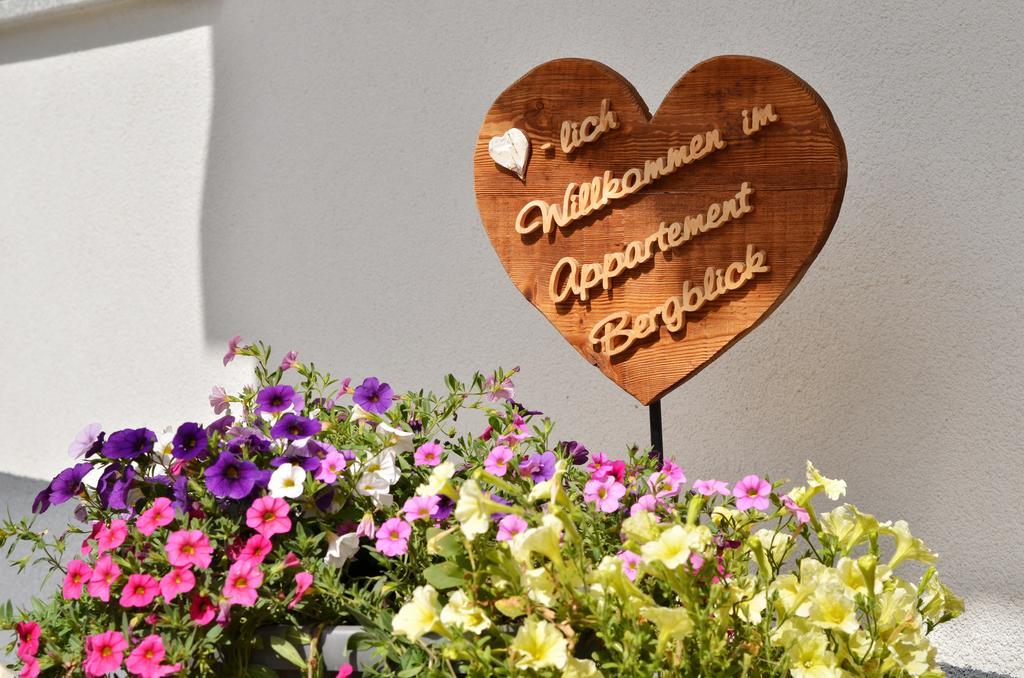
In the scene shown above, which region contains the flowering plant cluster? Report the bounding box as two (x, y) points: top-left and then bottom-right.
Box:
(1, 340), (961, 676)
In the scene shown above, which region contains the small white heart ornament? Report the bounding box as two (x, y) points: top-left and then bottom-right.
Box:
(488, 128), (530, 180)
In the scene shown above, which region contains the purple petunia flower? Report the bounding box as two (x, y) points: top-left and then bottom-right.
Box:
(226, 432), (271, 457)
(207, 415), (235, 435)
(171, 422), (209, 461)
(96, 464), (136, 510)
(102, 428), (157, 460)
(205, 453), (261, 499)
(32, 462), (93, 514)
(559, 440), (589, 465)
(270, 413), (322, 441)
(433, 495), (455, 521)
(255, 385), (302, 414)
(353, 377), (394, 415)
(68, 423), (103, 459)
(518, 451), (556, 483)
(270, 444), (321, 472)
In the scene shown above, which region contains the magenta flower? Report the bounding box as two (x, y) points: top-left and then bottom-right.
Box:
(210, 386), (230, 414)
(782, 494), (810, 524)
(96, 519), (128, 554)
(617, 550), (642, 581)
(484, 445), (514, 477)
(19, 656), (40, 678)
(287, 571), (314, 610)
(62, 560), (92, 600)
(584, 476), (627, 513)
(414, 442), (443, 467)
(125, 634), (182, 678)
(496, 514), (528, 542)
(315, 450), (348, 483)
(375, 518), (411, 557)
(734, 475), (772, 511)
(159, 567), (195, 602)
(165, 529), (213, 569)
(402, 495), (440, 522)
(223, 335), (242, 366)
(223, 560), (263, 607)
(353, 377), (394, 414)
(237, 533), (273, 564)
(83, 630), (128, 677)
(136, 497), (175, 536)
(356, 513), (376, 539)
(87, 554), (121, 602)
(189, 593), (216, 626)
(246, 496), (292, 539)
(119, 573), (159, 608)
(692, 479), (731, 497)
(279, 350), (299, 372)
(15, 621), (40, 661)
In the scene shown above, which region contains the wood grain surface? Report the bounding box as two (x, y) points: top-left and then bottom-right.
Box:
(474, 56), (847, 404)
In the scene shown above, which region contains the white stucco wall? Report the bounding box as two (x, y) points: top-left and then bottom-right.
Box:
(0, 0), (1020, 673)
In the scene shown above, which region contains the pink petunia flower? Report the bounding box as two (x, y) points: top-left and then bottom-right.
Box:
(315, 450), (348, 483)
(374, 518), (411, 557)
(119, 573), (159, 608)
(496, 514), (528, 542)
(485, 375), (516, 402)
(692, 479), (731, 497)
(87, 554), (122, 602)
(223, 560), (263, 607)
(413, 442), (443, 467)
(19, 656), (40, 678)
(237, 533), (273, 564)
(209, 386), (230, 414)
(287, 571), (314, 610)
(281, 551), (301, 569)
(279, 351), (299, 372)
(483, 445), (514, 477)
(734, 475), (772, 511)
(478, 425), (493, 441)
(781, 494), (810, 524)
(83, 630), (128, 677)
(630, 493), (661, 517)
(617, 550), (642, 581)
(245, 496), (292, 539)
(189, 593), (216, 626)
(96, 519), (128, 554)
(125, 634), (182, 678)
(223, 335), (242, 366)
(402, 495), (440, 522)
(159, 567), (196, 602)
(583, 476), (627, 513)
(647, 461), (686, 498)
(165, 529), (213, 569)
(62, 560), (92, 600)
(136, 497), (175, 537)
(356, 513), (376, 539)
(336, 665), (354, 678)
(15, 621), (40, 661)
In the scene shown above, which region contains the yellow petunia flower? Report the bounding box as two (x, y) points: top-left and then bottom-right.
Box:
(510, 618), (568, 671)
(392, 585), (443, 642)
(640, 524), (711, 570)
(440, 589), (491, 634)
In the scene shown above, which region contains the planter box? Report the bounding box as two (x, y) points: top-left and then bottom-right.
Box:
(253, 625), (377, 676)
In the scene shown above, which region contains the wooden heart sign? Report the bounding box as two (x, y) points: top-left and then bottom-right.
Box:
(474, 56), (846, 404)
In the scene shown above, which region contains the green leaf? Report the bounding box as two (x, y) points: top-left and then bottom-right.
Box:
(268, 634), (307, 669)
(246, 667), (279, 678)
(422, 562), (465, 590)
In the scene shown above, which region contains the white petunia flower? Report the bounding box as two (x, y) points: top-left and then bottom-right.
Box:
(268, 463), (306, 499)
(361, 449), (400, 485)
(377, 423), (415, 455)
(355, 472), (391, 497)
(324, 531), (360, 568)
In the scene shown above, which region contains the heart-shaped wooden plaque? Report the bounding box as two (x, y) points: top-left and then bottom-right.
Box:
(474, 56), (846, 404)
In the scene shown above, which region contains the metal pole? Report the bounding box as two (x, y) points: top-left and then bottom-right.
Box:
(649, 399), (664, 465)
